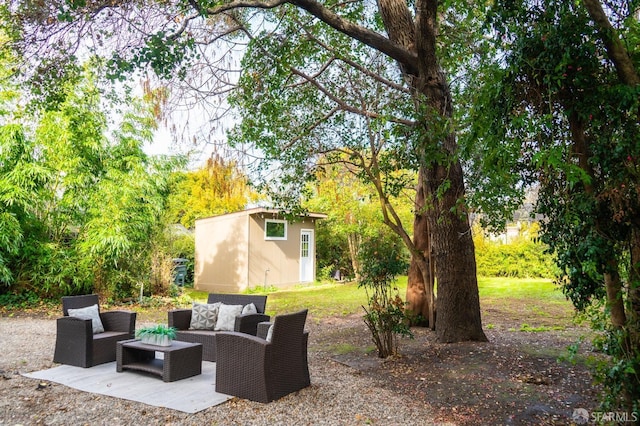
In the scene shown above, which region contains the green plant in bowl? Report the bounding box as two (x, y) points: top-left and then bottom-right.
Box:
(136, 324), (177, 346)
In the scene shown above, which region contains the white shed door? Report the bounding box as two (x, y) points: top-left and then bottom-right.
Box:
(299, 230), (314, 282)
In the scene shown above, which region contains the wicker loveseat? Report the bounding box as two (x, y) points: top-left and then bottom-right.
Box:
(167, 293), (269, 362)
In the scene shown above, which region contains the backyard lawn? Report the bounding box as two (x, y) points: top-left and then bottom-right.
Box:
(174, 276), (571, 322)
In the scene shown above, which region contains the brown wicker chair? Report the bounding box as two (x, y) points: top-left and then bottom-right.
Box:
(53, 294), (136, 368)
(215, 309), (310, 403)
(168, 293), (270, 362)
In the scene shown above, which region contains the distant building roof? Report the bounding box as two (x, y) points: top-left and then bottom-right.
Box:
(195, 207), (327, 223)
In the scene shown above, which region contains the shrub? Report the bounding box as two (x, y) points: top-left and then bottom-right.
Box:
(575, 300), (640, 415)
(357, 230), (412, 358)
(474, 222), (558, 278)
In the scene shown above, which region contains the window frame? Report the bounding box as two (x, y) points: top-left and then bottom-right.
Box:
(265, 219), (288, 240)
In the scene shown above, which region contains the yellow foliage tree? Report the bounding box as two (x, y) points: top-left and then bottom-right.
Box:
(167, 154), (259, 228)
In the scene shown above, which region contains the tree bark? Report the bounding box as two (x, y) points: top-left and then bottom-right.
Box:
(567, 113), (630, 332)
(604, 267), (627, 329)
(580, 3), (640, 385)
(414, 0), (486, 342)
(424, 149), (487, 342)
(347, 232), (361, 281)
(373, 0), (436, 330)
(406, 168), (435, 328)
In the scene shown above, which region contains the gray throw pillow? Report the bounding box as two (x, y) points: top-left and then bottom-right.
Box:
(68, 304), (105, 334)
(241, 302), (257, 315)
(190, 302), (221, 330)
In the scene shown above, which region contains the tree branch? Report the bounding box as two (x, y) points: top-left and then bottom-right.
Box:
(299, 25), (411, 94)
(202, 0), (418, 70)
(582, 0), (640, 86)
(289, 66), (414, 126)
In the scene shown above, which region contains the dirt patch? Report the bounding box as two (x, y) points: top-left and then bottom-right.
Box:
(315, 305), (600, 425)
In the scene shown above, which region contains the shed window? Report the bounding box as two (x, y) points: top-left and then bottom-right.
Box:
(265, 219), (287, 240)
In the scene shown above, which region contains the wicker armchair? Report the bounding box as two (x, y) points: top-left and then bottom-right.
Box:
(53, 294), (136, 368)
(168, 293), (270, 362)
(215, 309), (310, 403)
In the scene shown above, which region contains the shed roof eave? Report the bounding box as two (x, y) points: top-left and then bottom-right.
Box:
(194, 207), (327, 224)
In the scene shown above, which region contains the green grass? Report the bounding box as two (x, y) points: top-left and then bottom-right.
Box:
(518, 323), (565, 332)
(266, 284), (367, 319)
(184, 282), (371, 319)
(477, 277), (564, 300)
(329, 342), (362, 355)
(182, 275), (569, 321)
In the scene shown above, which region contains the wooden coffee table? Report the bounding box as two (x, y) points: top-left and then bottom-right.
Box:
(116, 339), (203, 382)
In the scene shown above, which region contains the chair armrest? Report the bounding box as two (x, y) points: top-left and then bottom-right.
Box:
(257, 321), (272, 340)
(54, 316), (93, 366)
(168, 309), (192, 330)
(101, 310), (136, 334)
(215, 331), (276, 401)
(215, 331), (270, 394)
(57, 316), (93, 339)
(235, 313), (270, 335)
(216, 332), (269, 360)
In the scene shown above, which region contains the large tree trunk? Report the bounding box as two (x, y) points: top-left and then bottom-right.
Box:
(406, 167), (435, 328)
(424, 153), (487, 342)
(582, 0), (640, 353)
(300, 0), (485, 342)
(377, 0), (486, 342)
(414, 0), (486, 342)
(567, 114), (631, 334)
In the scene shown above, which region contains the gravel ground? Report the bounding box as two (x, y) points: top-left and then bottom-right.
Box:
(0, 316), (438, 426)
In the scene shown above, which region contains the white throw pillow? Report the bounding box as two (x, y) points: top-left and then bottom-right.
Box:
(215, 304), (243, 331)
(242, 302), (257, 315)
(68, 304), (105, 334)
(190, 302), (221, 330)
(266, 324), (274, 342)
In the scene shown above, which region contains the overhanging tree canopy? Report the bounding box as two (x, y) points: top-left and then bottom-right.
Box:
(8, 0), (488, 342)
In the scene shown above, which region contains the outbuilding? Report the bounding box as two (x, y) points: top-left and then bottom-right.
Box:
(194, 208), (326, 293)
